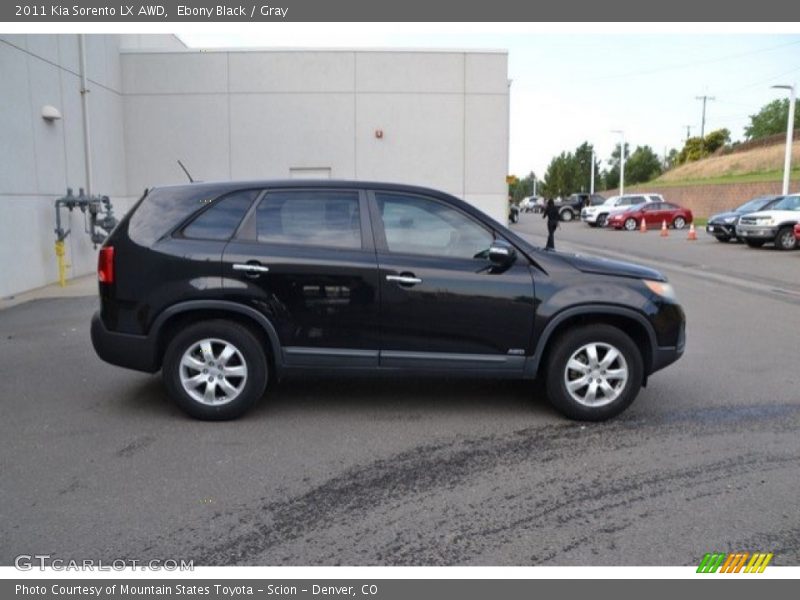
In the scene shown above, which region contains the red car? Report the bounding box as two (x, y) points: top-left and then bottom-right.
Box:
(794, 222), (800, 242)
(608, 201), (693, 231)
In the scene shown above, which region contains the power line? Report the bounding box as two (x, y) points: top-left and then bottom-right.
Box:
(587, 39), (800, 83)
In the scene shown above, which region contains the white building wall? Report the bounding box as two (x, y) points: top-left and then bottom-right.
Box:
(0, 34), (131, 298)
(0, 37), (509, 298)
(121, 48), (510, 222)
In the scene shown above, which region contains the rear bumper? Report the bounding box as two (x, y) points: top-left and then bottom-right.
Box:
(91, 311), (159, 373)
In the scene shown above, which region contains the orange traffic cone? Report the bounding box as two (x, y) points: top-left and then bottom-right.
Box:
(640, 219), (647, 233)
(687, 223), (697, 241)
(660, 220), (669, 237)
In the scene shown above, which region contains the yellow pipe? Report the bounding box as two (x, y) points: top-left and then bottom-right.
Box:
(55, 240), (67, 287)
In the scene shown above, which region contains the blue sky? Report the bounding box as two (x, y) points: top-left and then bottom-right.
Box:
(178, 29), (800, 177)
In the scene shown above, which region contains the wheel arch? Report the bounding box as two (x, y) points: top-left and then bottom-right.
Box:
(151, 300), (282, 375)
(527, 305), (657, 380)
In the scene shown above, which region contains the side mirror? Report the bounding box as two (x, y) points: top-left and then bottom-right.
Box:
(488, 240), (516, 268)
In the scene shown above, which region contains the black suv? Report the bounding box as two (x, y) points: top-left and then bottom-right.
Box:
(558, 193), (606, 221)
(91, 181), (685, 421)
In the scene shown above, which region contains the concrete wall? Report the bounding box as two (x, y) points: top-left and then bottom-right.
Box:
(603, 177), (800, 219)
(0, 38), (509, 298)
(120, 48), (510, 222)
(0, 34), (132, 298)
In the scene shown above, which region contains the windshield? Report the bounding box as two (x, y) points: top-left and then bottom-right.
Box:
(736, 197), (775, 212)
(771, 195), (800, 211)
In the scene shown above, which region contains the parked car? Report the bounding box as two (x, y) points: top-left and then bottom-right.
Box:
(705, 195), (784, 243)
(557, 193), (606, 222)
(582, 194), (663, 227)
(519, 196), (540, 213)
(91, 180), (685, 422)
(607, 201), (693, 231)
(736, 194), (800, 250)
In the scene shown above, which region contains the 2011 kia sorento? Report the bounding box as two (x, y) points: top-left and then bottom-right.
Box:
(91, 180), (685, 421)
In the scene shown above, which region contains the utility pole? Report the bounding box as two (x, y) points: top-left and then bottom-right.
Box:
(695, 95), (715, 140)
(771, 84), (796, 195)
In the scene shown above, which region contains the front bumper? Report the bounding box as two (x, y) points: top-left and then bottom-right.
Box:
(581, 210), (600, 223)
(651, 321), (685, 374)
(705, 222), (737, 237)
(91, 311), (160, 373)
(736, 224), (778, 239)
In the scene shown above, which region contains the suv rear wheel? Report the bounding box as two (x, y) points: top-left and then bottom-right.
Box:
(163, 319), (268, 420)
(544, 324), (643, 421)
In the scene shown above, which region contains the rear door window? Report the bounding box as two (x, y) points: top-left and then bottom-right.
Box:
(254, 190), (362, 249)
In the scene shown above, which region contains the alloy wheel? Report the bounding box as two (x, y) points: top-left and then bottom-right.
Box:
(179, 338), (248, 406)
(563, 342), (629, 407)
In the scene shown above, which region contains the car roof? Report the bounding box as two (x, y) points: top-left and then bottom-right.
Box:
(150, 179), (451, 197)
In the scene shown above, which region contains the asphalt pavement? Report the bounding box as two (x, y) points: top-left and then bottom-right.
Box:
(1, 214), (798, 566)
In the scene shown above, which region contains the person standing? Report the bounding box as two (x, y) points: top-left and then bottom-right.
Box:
(542, 198), (560, 250)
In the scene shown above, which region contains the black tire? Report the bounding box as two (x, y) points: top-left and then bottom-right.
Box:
(162, 319), (268, 420)
(714, 235), (731, 243)
(560, 209), (574, 222)
(596, 214), (608, 227)
(544, 324), (644, 421)
(774, 226), (797, 251)
(745, 239), (765, 248)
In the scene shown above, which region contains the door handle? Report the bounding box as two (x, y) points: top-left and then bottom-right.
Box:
(233, 263), (270, 275)
(386, 274), (422, 286)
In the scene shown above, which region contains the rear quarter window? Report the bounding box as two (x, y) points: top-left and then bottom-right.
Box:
(128, 184), (254, 246)
(181, 190), (259, 241)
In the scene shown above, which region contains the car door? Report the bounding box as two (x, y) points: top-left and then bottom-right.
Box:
(222, 188), (380, 367)
(368, 190), (536, 372)
(641, 202), (663, 228)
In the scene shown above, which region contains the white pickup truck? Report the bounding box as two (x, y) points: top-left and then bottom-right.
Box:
(581, 193), (663, 227)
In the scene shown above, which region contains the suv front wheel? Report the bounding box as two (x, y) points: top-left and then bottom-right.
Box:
(544, 324), (644, 421)
(775, 226), (797, 251)
(163, 319), (268, 420)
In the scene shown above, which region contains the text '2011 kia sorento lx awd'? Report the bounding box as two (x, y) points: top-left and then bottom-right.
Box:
(91, 181), (685, 421)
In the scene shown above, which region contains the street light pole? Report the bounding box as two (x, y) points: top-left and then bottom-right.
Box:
(590, 149), (595, 194)
(772, 84), (796, 195)
(612, 130), (625, 195)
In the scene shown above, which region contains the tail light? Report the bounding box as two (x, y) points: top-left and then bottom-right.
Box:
(98, 246), (115, 284)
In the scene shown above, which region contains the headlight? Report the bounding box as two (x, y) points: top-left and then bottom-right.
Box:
(644, 280), (677, 301)
(755, 217), (774, 225)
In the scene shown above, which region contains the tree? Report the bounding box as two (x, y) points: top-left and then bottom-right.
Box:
(625, 145), (663, 184)
(508, 171), (537, 203)
(744, 98), (800, 140)
(676, 129), (729, 164)
(540, 142), (600, 197)
(704, 128), (730, 154)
